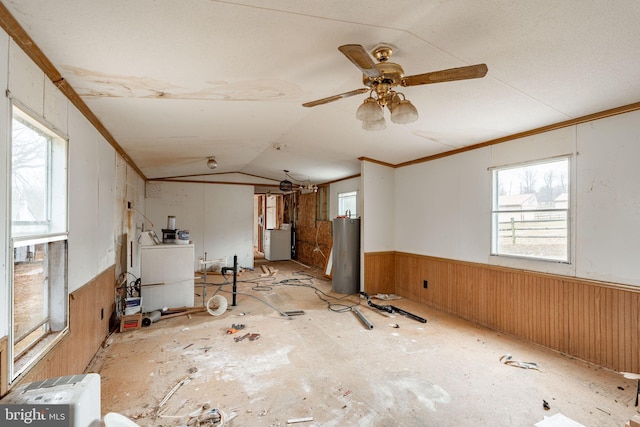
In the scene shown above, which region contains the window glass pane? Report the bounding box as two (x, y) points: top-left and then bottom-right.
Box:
(10, 106), (69, 379)
(11, 107), (67, 237)
(338, 191), (357, 217)
(491, 157), (569, 262)
(12, 239), (67, 370)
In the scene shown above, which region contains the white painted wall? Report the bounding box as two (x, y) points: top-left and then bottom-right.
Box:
(329, 176), (360, 220)
(143, 181), (255, 272)
(389, 114), (640, 287)
(575, 111), (640, 285)
(361, 161), (395, 252)
(395, 149), (491, 263)
(67, 106), (99, 291)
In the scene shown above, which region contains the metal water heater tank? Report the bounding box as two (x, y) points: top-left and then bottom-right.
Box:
(331, 217), (360, 294)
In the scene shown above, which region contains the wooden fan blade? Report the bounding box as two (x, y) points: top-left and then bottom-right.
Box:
(338, 44), (381, 78)
(401, 63), (488, 86)
(302, 88), (368, 107)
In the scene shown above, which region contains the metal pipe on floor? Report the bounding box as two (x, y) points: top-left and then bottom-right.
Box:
(353, 307), (374, 330)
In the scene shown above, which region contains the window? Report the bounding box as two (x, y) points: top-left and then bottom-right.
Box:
(491, 157), (570, 262)
(338, 191), (357, 218)
(10, 105), (68, 378)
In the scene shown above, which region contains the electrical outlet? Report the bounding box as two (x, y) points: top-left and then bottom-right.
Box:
(423, 280), (428, 289)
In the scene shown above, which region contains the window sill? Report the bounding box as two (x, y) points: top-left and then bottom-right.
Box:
(12, 329), (69, 381)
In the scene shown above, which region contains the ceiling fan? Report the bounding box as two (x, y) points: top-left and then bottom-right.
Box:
(302, 44), (488, 130)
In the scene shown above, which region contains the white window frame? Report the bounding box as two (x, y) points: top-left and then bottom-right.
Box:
(490, 155), (571, 263)
(9, 103), (69, 381)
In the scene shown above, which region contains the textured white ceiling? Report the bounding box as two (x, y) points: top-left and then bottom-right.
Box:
(4, 0), (640, 184)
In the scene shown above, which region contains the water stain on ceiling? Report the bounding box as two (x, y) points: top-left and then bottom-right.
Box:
(61, 65), (302, 101)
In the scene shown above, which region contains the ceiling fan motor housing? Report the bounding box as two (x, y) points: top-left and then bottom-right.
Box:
(363, 62), (404, 89)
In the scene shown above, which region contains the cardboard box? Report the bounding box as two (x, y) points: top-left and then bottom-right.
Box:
(119, 314), (142, 332)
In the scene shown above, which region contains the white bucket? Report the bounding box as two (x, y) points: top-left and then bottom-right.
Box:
(104, 412), (140, 427)
(206, 295), (228, 316)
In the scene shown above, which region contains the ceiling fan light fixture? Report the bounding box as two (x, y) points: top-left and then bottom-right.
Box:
(362, 117), (386, 131)
(390, 100), (419, 124)
(207, 156), (218, 169)
(356, 97), (384, 121)
(279, 179), (293, 191)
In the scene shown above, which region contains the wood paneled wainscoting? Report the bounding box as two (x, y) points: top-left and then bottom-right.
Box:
(15, 265), (115, 387)
(364, 252), (640, 373)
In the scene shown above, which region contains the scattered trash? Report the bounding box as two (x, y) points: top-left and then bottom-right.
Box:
(595, 407), (611, 416)
(287, 416), (314, 424)
(390, 323), (399, 328)
(161, 403), (237, 426)
(249, 333), (260, 341)
(157, 375), (191, 415)
(543, 400), (550, 410)
(234, 333), (250, 342)
(226, 324), (245, 334)
(619, 372), (640, 407)
(535, 413), (586, 427)
(374, 293), (402, 300)
(499, 354), (540, 370)
(284, 310), (305, 316)
(260, 265), (279, 277)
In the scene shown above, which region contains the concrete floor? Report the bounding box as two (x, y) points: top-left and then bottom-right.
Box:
(92, 260), (639, 426)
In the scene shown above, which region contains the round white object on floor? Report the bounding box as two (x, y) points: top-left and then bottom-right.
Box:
(103, 412), (140, 427)
(206, 294), (228, 316)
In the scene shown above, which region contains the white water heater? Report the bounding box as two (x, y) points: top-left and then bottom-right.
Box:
(0, 373), (101, 427)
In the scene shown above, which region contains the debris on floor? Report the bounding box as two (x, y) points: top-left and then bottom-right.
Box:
(374, 293), (402, 300)
(158, 403), (238, 426)
(157, 375), (192, 415)
(499, 354), (540, 370)
(226, 323), (245, 334)
(620, 372), (640, 407)
(287, 416), (314, 424)
(284, 310), (305, 316)
(360, 291), (427, 323)
(260, 265), (279, 276)
(234, 333), (250, 342)
(535, 413), (586, 427)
